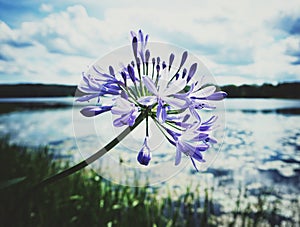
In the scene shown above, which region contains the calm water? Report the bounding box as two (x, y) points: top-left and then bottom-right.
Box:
(0, 98), (299, 216)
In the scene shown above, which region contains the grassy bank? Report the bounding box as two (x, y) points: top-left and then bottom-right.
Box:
(0, 136), (298, 226)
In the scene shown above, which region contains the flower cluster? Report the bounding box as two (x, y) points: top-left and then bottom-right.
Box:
(77, 30), (226, 171)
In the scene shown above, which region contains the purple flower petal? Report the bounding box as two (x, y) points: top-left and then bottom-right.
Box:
(205, 136), (218, 144)
(156, 100), (162, 120)
(206, 91), (227, 100)
(179, 51), (188, 69)
(80, 105), (112, 117)
(175, 145), (182, 165)
(196, 144), (210, 152)
(76, 93), (99, 102)
(192, 133), (209, 142)
(169, 53), (175, 70)
(191, 151), (205, 162)
(145, 49), (150, 63)
(130, 31), (137, 38)
(137, 137), (151, 166)
(138, 96), (157, 106)
(113, 113), (135, 127)
(202, 116), (218, 125)
(143, 76), (158, 95)
(163, 78), (186, 96)
(187, 63), (197, 83)
(193, 85), (216, 98)
(132, 36), (138, 59)
(163, 97), (187, 109)
(109, 66), (115, 76)
(127, 65), (137, 82)
(139, 29), (144, 43)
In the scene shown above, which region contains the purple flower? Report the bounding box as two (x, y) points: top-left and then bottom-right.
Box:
(173, 127), (209, 171)
(175, 140), (207, 165)
(111, 97), (139, 127)
(137, 137), (151, 165)
(174, 84), (226, 120)
(77, 29), (226, 169)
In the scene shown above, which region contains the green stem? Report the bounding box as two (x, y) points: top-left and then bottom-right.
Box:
(33, 111), (147, 190)
(146, 113), (149, 137)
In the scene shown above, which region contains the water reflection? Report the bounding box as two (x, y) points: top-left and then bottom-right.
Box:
(0, 98), (299, 220)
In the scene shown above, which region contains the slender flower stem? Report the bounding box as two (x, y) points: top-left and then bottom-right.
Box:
(133, 81), (141, 97)
(33, 111), (147, 190)
(146, 113), (149, 137)
(165, 121), (184, 131)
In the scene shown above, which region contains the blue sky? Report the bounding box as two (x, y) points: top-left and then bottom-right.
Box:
(0, 0), (300, 85)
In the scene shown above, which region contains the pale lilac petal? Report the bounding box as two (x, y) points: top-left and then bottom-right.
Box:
(194, 101), (216, 110)
(156, 100), (163, 121)
(76, 93), (99, 102)
(130, 31), (137, 38)
(163, 97), (187, 108)
(202, 116), (218, 125)
(195, 144), (209, 152)
(191, 133), (209, 142)
(113, 113), (131, 127)
(111, 97), (134, 115)
(175, 145), (182, 165)
(111, 107), (127, 115)
(113, 116), (127, 127)
(195, 85), (216, 97)
(157, 68), (170, 92)
(78, 81), (99, 93)
(138, 96), (157, 106)
(161, 106), (167, 122)
(190, 107), (201, 121)
(206, 91), (227, 100)
(127, 110), (139, 126)
(192, 151), (205, 162)
(142, 76), (158, 95)
(92, 66), (114, 80)
(163, 78), (187, 96)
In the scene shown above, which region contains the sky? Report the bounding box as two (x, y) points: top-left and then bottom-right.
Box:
(0, 0), (300, 86)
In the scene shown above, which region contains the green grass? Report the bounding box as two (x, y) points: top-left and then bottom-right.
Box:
(0, 136), (298, 227)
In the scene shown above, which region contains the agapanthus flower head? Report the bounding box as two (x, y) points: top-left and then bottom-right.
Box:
(77, 29), (227, 171)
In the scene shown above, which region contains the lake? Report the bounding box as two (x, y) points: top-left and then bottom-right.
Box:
(0, 97), (299, 217)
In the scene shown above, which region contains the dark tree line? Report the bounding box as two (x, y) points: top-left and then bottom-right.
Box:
(0, 82), (299, 99)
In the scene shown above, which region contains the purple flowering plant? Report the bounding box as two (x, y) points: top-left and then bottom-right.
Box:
(77, 30), (227, 171)
(33, 30), (226, 189)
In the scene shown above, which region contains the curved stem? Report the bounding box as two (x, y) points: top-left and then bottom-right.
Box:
(33, 111), (147, 190)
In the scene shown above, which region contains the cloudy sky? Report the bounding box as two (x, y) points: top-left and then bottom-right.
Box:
(0, 0), (299, 85)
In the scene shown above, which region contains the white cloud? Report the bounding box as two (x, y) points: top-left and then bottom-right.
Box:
(1, 0), (300, 85)
(39, 3), (53, 13)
